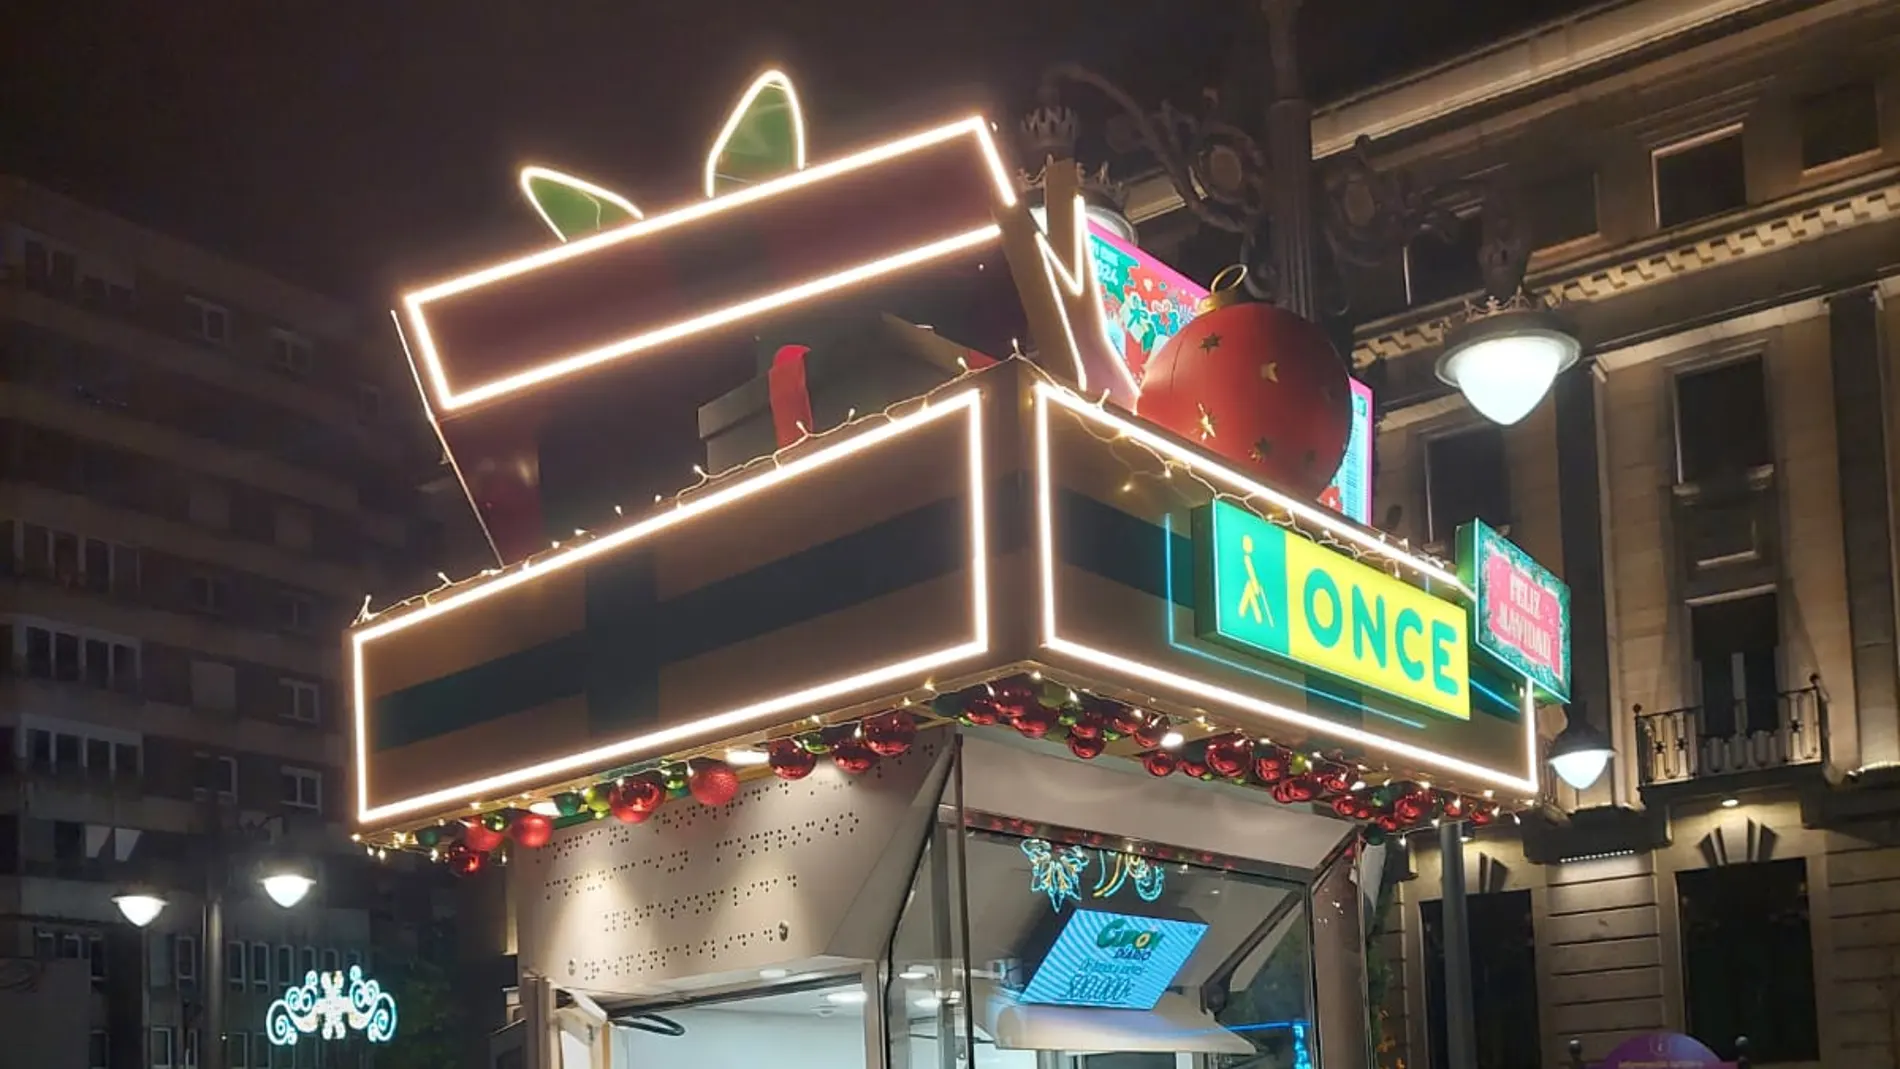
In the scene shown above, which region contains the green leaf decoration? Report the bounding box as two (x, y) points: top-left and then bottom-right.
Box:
(705, 70), (806, 198)
(518, 166), (642, 243)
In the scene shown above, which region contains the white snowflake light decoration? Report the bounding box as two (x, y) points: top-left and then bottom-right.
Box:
(266, 965), (398, 1046)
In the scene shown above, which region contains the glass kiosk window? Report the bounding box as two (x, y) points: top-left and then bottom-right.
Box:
(889, 825), (1317, 1069)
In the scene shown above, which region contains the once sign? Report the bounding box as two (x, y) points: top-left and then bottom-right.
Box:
(1196, 500), (1471, 721)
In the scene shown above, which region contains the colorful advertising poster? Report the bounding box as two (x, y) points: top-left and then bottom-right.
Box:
(1019, 909), (1210, 1011)
(1086, 222), (1207, 385)
(1195, 500), (1472, 721)
(1457, 518), (1571, 702)
(1320, 378), (1374, 525)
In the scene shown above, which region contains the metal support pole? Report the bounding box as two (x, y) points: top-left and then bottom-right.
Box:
(203, 878), (226, 1069)
(1438, 821), (1476, 1069)
(1262, 0), (1321, 323)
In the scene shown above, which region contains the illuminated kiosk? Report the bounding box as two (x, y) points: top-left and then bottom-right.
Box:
(356, 72), (1567, 1069)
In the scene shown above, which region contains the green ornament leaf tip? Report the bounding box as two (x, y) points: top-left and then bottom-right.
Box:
(705, 69), (806, 198)
(518, 166), (642, 243)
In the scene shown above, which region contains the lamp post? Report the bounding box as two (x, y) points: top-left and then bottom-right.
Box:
(1548, 704), (1616, 792)
(1029, 0), (1580, 426)
(115, 823), (317, 1069)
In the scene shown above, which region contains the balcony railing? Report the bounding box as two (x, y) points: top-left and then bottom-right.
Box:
(1634, 679), (1828, 787)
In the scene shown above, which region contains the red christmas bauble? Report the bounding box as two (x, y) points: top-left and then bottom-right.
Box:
(1204, 736), (1249, 779)
(611, 777), (667, 822)
(1442, 796), (1467, 820)
(1066, 732), (1106, 760)
(510, 812), (554, 849)
(463, 819), (504, 853)
(689, 759), (740, 807)
(1181, 758), (1211, 780)
(1253, 749), (1290, 784)
(446, 844), (484, 876)
(1108, 707), (1147, 737)
(1013, 705), (1057, 739)
(1376, 813), (1402, 833)
(1315, 764), (1353, 796)
(862, 710), (918, 757)
(961, 698), (1003, 726)
(1068, 714), (1104, 742)
(767, 739), (818, 781)
(1137, 296), (1351, 498)
(1332, 796), (1362, 819)
(1143, 751), (1179, 777)
(1132, 717), (1168, 750)
(831, 739), (878, 775)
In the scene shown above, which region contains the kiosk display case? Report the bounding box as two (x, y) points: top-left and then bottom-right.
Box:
(354, 69), (1569, 1069)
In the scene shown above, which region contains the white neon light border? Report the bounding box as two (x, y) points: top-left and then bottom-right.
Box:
(518, 166), (645, 242)
(1031, 381), (1538, 794)
(402, 116), (1022, 413)
(353, 388), (991, 824)
(703, 69), (809, 199)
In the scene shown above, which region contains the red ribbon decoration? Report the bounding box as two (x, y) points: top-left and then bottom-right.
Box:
(768, 345), (815, 448)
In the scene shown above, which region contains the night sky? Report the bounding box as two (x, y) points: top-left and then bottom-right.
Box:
(5, 0), (1599, 302)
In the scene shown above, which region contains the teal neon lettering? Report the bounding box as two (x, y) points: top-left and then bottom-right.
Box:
(1395, 609), (1425, 681)
(1431, 620), (1459, 696)
(1303, 571), (1342, 647)
(1351, 587), (1387, 667)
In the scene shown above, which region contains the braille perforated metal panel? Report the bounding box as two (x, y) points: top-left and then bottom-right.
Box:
(514, 734), (949, 998)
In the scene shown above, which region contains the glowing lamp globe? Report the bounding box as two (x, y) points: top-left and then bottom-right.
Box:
(114, 891), (167, 928)
(1435, 308), (1580, 426)
(260, 873), (316, 909)
(1548, 711), (1614, 792)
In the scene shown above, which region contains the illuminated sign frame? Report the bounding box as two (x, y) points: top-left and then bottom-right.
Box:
(1019, 908), (1210, 1011)
(1032, 380), (1540, 795)
(1195, 499), (1471, 721)
(352, 388), (991, 825)
(1459, 518), (1571, 702)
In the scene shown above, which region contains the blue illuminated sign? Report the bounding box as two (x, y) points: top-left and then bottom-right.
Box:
(1019, 909), (1209, 1011)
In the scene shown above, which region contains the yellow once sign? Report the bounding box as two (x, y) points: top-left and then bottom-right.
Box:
(1199, 501), (1470, 720)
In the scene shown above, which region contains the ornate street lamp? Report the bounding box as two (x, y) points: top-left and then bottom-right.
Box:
(1548, 707), (1616, 792)
(113, 887), (168, 928)
(1029, 0), (1581, 425)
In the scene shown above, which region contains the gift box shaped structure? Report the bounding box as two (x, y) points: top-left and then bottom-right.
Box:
(353, 361), (1548, 830)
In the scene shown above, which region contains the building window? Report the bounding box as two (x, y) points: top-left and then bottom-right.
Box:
(228, 1034), (247, 1069)
(1691, 591), (1781, 738)
(228, 940), (247, 989)
(186, 297), (229, 347)
(88, 1030), (109, 1069)
(252, 942), (270, 990)
(1424, 425), (1510, 545)
(251, 1034), (270, 1069)
(190, 659), (237, 712)
(299, 946), (317, 978)
(182, 1028), (199, 1068)
(1798, 82), (1880, 170)
(276, 945), (294, 986)
(1679, 858), (1818, 1062)
(283, 767), (322, 810)
(1525, 167), (1599, 250)
(151, 1027), (175, 1069)
(275, 593), (314, 633)
(188, 574), (230, 614)
(281, 679), (320, 724)
(322, 948), (340, 974)
(1404, 210), (1484, 306)
(194, 752), (238, 799)
(269, 330), (314, 377)
(174, 934), (197, 983)
(1654, 127), (1747, 229)
(18, 623), (137, 691)
(89, 933), (106, 982)
(1674, 355), (1772, 484)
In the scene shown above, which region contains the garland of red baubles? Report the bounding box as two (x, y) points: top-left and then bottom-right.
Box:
(418, 676), (1499, 875)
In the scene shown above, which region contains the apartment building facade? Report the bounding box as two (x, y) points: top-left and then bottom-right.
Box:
(1148, 0), (1900, 1065)
(0, 177), (449, 1069)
